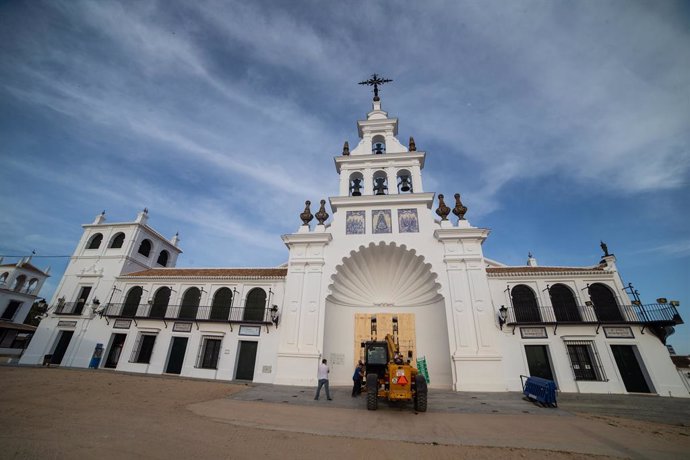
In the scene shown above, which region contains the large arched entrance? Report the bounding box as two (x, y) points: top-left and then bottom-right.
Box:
(324, 242), (452, 388)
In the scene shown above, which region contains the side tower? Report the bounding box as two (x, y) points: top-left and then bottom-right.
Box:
(275, 80), (502, 390)
(20, 210), (181, 366)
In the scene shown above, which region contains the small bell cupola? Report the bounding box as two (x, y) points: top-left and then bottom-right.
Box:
(335, 74), (426, 198)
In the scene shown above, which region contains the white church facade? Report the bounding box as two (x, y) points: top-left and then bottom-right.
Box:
(20, 94), (687, 397)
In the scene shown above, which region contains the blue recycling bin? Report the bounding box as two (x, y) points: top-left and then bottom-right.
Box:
(521, 375), (557, 407)
(89, 343), (104, 369)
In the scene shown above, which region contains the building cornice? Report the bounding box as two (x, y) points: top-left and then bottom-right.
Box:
(329, 192), (434, 212)
(334, 152), (426, 172)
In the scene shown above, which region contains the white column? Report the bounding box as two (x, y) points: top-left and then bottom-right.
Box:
(274, 232), (332, 386)
(435, 227), (504, 391)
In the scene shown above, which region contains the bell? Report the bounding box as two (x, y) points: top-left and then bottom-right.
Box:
(374, 177), (387, 195)
(374, 143), (384, 154)
(399, 175), (411, 192)
(350, 178), (362, 197)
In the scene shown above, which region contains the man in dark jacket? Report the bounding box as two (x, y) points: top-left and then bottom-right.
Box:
(352, 360), (364, 397)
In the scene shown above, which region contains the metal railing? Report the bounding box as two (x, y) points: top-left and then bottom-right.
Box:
(505, 303), (683, 326)
(102, 303), (272, 323)
(53, 302), (86, 316)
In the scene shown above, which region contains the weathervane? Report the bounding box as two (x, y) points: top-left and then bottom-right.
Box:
(358, 73), (393, 101)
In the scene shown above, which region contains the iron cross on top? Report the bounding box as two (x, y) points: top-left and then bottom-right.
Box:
(359, 73), (393, 101)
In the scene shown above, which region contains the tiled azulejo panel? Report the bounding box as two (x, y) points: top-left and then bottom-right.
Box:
(372, 209), (392, 234)
(346, 210), (366, 234)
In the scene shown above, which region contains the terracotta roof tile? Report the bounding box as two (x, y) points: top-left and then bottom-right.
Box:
(486, 266), (605, 274)
(124, 268), (288, 278)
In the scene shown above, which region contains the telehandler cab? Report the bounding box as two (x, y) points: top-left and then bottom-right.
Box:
(361, 315), (427, 412)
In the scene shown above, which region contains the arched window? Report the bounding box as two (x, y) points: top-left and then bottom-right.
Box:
(87, 233), (103, 249)
(243, 288), (266, 321)
(179, 287), (201, 320)
(550, 284), (581, 322)
(0, 272), (8, 285)
(397, 169), (413, 193)
(589, 283), (622, 322)
(109, 232), (125, 249)
(210, 287), (233, 321)
(372, 170), (388, 195)
(372, 135), (386, 154)
(149, 287), (171, 318)
(349, 172), (364, 196)
(12, 275), (26, 292)
(26, 278), (39, 294)
(511, 284), (541, 323)
(138, 239), (152, 257)
(122, 286), (143, 317)
(156, 250), (169, 267)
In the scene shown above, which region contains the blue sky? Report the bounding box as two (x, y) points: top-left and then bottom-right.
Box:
(1, 1), (688, 353)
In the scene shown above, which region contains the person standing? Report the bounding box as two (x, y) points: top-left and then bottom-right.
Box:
(314, 358), (332, 400)
(352, 360), (364, 397)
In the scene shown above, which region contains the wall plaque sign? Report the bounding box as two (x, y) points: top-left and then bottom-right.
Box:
(398, 208), (419, 233)
(603, 326), (634, 338)
(172, 322), (193, 333)
(57, 320), (77, 328)
(113, 319), (132, 330)
(520, 327), (548, 339)
(345, 210), (365, 235)
(372, 209), (392, 234)
(239, 325), (261, 336)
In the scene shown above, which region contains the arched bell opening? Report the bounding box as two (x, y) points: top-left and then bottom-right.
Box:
(349, 172), (364, 197)
(397, 169), (413, 193)
(372, 135), (386, 155)
(372, 170), (388, 195)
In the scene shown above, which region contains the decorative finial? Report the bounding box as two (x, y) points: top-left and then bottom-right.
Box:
(409, 137), (416, 151)
(358, 73), (393, 101)
(528, 251), (533, 258)
(436, 194), (450, 221)
(452, 193), (467, 220)
(101, 210), (106, 216)
(143, 207), (148, 214)
(600, 241), (610, 257)
(300, 200), (313, 226)
(342, 141), (350, 156)
(315, 200), (329, 225)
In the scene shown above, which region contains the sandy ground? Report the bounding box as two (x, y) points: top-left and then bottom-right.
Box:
(0, 367), (687, 459)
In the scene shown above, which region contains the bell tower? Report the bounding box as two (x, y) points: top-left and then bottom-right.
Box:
(336, 82), (425, 198)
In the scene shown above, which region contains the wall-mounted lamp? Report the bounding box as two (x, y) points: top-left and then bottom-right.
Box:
(670, 300), (680, 307)
(585, 301), (593, 307)
(656, 297), (668, 304)
(270, 305), (280, 328)
(498, 305), (508, 330)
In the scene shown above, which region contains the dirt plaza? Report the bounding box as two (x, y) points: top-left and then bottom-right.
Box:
(1, 366), (688, 459)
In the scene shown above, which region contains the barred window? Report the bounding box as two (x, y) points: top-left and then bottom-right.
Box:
(130, 334), (157, 364)
(565, 340), (606, 381)
(196, 337), (222, 369)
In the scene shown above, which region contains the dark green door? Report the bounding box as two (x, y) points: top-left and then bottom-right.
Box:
(165, 337), (188, 374)
(50, 330), (74, 365)
(235, 341), (258, 380)
(525, 345), (555, 381)
(611, 345), (651, 393)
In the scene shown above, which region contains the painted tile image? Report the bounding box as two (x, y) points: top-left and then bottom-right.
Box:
(346, 210), (366, 234)
(372, 209), (392, 234)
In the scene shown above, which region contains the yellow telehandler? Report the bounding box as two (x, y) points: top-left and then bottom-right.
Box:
(360, 315), (427, 412)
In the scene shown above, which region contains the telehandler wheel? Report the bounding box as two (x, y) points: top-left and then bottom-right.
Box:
(366, 373), (378, 411)
(414, 374), (428, 412)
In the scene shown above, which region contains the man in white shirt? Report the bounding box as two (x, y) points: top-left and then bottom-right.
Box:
(314, 358), (332, 400)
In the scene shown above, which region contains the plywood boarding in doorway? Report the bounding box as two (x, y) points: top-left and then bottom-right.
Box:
(354, 313), (416, 366)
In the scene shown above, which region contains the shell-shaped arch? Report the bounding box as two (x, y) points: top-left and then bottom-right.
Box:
(327, 242), (442, 307)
